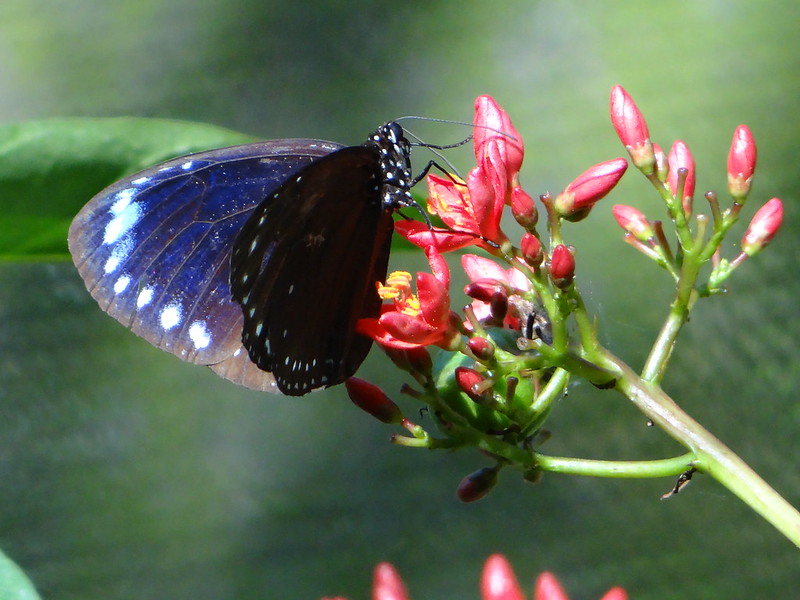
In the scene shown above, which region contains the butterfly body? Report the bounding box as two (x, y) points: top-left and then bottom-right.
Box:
(69, 123), (414, 395)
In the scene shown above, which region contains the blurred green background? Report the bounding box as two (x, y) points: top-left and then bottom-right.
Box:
(1, 1), (799, 598)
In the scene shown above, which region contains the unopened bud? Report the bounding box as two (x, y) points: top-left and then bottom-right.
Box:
(455, 367), (491, 404)
(345, 378), (403, 424)
(741, 198), (783, 256)
(612, 204), (654, 242)
(727, 124), (757, 200)
(520, 232), (543, 267)
(456, 466), (499, 502)
(510, 186), (538, 228)
(554, 158), (628, 222)
(467, 336), (495, 361)
(549, 244), (575, 288)
(610, 85), (655, 173)
(667, 140), (695, 216)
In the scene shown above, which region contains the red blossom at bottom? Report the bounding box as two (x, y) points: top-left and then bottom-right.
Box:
(322, 554), (627, 600)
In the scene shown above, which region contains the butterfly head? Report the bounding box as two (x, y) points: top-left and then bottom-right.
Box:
(369, 122), (415, 211)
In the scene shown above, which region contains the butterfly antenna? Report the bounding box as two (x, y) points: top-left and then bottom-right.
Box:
(396, 115), (518, 142)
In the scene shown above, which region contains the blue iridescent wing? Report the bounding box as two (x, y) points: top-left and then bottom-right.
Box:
(68, 139), (343, 392)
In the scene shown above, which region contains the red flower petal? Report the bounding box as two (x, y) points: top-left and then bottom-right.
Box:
(417, 272), (449, 328)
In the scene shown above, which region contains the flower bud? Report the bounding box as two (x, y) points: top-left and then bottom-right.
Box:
(456, 466), (499, 502)
(480, 554), (525, 600)
(345, 378), (403, 424)
(455, 367), (491, 404)
(667, 140), (695, 216)
(520, 232), (543, 267)
(510, 186), (538, 228)
(612, 204), (654, 242)
(490, 290), (509, 323)
(468, 336), (495, 361)
(610, 85), (655, 173)
(534, 572), (569, 600)
(549, 244), (575, 288)
(727, 125), (757, 200)
(373, 562), (410, 600)
(741, 198), (783, 256)
(554, 158), (628, 222)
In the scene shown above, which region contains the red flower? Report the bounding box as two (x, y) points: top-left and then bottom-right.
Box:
(357, 246), (459, 350)
(395, 169), (507, 251)
(554, 158), (628, 221)
(727, 124), (757, 199)
(398, 96), (524, 252)
(609, 85), (655, 173)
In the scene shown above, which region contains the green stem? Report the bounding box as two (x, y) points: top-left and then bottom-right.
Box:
(601, 349), (800, 547)
(536, 452), (695, 478)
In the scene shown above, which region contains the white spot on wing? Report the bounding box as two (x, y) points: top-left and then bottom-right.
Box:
(181, 160), (194, 170)
(104, 194), (143, 244)
(113, 275), (131, 294)
(110, 189), (134, 215)
(189, 321), (211, 350)
(160, 303), (182, 330)
(131, 176), (150, 186)
(104, 238), (133, 274)
(137, 286), (154, 308)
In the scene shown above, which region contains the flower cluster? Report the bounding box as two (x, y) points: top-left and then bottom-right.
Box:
(346, 89), (784, 502)
(321, 554), (627, 600)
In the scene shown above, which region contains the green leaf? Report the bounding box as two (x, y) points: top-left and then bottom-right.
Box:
(0, 118), (256, 261)
(0, 549), (41, 600)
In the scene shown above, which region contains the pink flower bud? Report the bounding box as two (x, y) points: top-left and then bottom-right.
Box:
(554, 158), (628, 221)
(741, 198), (783, 256)
(609, 85), (655, 173)
(534, 572), (570, 600)
(456, 466), (498, 502)
(667, 140), (695, 215)
(549, 245), (575, 288)
(373, 562), (410, 600)
(510, 186), (538, 228)
(612, 204), (654, 241)
(728, 125), (757, 199)
(345, 378), (403, 424)
(480, 555), (525, 600)
(520, 232), (543, 267)
(468, 336), (495, 361)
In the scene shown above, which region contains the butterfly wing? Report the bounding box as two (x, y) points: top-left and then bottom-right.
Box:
(68, 139), (343, 392)
(230, 145), (394, 395)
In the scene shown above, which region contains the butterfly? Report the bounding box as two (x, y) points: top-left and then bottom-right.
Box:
(68, 122), (417, 396)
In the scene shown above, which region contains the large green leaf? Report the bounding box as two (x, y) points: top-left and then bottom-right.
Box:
(0, 118), (255, 260)
(0, 550), (40, 600)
